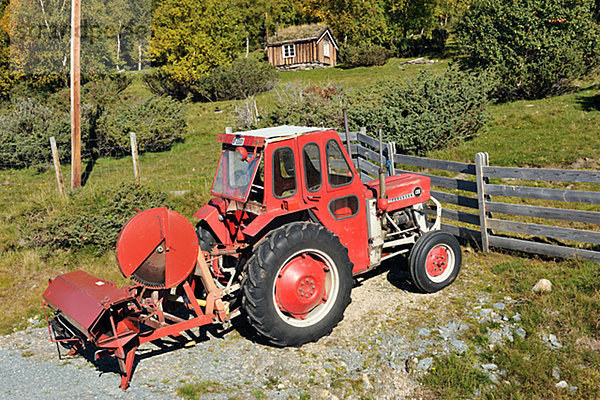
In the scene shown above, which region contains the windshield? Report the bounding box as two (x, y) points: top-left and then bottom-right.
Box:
(211, 148), (260, 201)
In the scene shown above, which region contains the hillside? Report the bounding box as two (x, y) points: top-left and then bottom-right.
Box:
(0, 58), (599, 399)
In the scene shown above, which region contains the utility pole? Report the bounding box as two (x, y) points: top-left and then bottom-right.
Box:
(71, 0), (81, 189)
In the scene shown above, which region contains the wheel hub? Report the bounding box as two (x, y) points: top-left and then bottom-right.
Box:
(426, 246), (448, 277)
(275, 253), (327, 317)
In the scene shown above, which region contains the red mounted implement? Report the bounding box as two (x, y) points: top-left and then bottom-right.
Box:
(42, 126), (461, 389)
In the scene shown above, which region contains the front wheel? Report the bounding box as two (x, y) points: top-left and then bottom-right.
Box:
(409, 231), (461, 293)
(242, 222), (353, 346)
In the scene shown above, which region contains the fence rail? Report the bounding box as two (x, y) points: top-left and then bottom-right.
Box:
(340, 130), (600, 262)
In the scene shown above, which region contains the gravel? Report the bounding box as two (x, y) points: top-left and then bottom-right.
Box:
(0, 265), (539, 399)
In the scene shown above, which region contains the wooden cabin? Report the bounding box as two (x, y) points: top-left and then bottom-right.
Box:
(265, 24), (338, 70)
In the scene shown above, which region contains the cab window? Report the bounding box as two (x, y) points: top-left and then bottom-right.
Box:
(303, 143), (322, 192)
(273, 147), (297, 198)
(326, 140), (353, 187)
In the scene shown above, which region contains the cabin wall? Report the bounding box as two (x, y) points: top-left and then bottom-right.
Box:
(267, 41), (316, 66)
(316, 37), (336, 66)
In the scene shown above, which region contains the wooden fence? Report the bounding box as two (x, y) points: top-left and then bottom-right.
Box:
(339, 130), (600, 262)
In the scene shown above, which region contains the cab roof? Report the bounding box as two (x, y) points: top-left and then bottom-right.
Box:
(217, 126), (328, 146)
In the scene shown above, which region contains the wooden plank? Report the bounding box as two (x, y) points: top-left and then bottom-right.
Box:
(357, 131), (381, 150)
(70, 0), (82, 190)
(337, 131), (358, 141)
(442, 209), (481, 226)
(486, 202), (600, 225)
(360, 172), (372, 183)
(396, 169), (478, 192)
(130, 132), (141, 184)
(430, 190), (479, 209)
(487, 218), (600, 245)
(356, 145), (380, 164)
(476, 152), (490, 251)
(485, 184), (600, 204)
(489, 236), (600, 262)
(483, 166), (600, 184)
(394, 153), (476, 175)
(441, 223), (482, 241)
(356, 158), (379, 178)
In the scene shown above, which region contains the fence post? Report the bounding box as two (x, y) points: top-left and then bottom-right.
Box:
(225, 126), (233, 134)
(130, 132), (141, 185)
(475, 152), (490, 251)
(49, 137), (65, 196)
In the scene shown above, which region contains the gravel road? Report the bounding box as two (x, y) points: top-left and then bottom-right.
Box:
(0, 264), (518, 399)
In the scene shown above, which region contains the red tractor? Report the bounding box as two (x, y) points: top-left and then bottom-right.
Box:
(42, 126), (461, 389)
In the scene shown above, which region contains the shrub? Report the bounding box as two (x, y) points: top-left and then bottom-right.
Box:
(25, 183), (170, 252)
(0, 97), (71, 169)
(339, 44), (392, 68)
(96, 96), (186, 156)
(263, 68), (491, 155)
(454, 0), (600, 100)
(348, 67), (491, 155)
(259, 82), (346, 129)
(146, 58), (279, 101)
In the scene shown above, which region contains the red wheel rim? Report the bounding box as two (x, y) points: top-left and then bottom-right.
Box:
(275, 253), (327, 317)
(272, 249), (339, 327)
(425, 245), (453, 281)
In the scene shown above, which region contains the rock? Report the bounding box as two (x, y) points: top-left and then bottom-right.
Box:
(480, 308), (493, 316)
(512, 313), (522, 322)
(481, 363), (498, 371)
(417, 357), (433, 371)
(450, 340), (468, 354)
(549, 334), (562, 348)
(516, 327), (526, 339)
(555, 381), (568, 389)
(532, 279), (552, 293)
(552, 367), (560, 380)
(489, 332), (503, 344)
(569, 386), (578, 392)
(362, 373), (373, 389)
(493, 302), (505, 311)
(417, 328), (431, 337)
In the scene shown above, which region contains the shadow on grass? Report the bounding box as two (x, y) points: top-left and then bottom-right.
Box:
(577, 91), (600, 112)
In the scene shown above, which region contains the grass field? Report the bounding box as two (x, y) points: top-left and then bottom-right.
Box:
(0, 57), (598, 399)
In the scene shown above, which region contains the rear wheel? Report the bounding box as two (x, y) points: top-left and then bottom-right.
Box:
(242, 222), (353, 346)
(409, 231), (461, 293)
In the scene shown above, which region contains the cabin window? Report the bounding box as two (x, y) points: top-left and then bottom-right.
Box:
(283, 44), (295, 58)
(273, 147), (297, 198)
(323, 40), (330, 58)
(303, 143), (322, 192)
(326, 140), (353, 187)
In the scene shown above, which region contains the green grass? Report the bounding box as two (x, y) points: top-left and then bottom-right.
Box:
(426, 253), (600, 399)
(175, 380), (224, 399)
(430, 84), (600, 167)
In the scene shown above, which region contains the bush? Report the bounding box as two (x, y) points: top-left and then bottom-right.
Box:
(146, 58), (279, 101)
(0, 97), (71, 169)
(96, 96), (186, 156)
(193, 58), (279, 101)
(264, 68), (491, 155)
(25, 183), (170, 252)
(0, 75), (186, 169)
(259, 82), (346, 129)
(454, 0), (600, 100)
(349, 67), (491, 155)
(339, 44), (392, 68)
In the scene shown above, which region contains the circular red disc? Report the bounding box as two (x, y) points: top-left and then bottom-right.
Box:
(116, 207), (199, 289)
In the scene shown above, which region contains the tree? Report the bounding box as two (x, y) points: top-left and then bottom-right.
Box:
(151, 0), (244, 86)
(455, 0), (600, 100)
(321, 0), (389, 45)
(385, 0), (437, 37)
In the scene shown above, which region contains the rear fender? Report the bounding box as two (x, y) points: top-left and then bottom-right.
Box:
(193, 198), (230, 245)
(243, 208), (314, 241)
